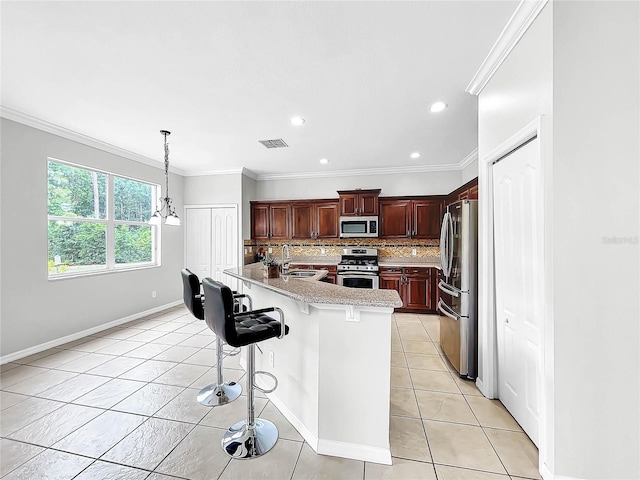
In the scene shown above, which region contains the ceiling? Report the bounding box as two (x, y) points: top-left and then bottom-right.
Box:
(1, 1), (517, 178)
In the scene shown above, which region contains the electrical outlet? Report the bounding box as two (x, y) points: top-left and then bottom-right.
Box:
(320, 247), (326, 255)
(411, 248), (417, 256)
(151, 290), (157, 298)
(268, 350), (275, 368)
(268, 247), (273, 254)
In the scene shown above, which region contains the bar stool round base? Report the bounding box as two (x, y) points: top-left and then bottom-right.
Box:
(222, 419), (279, 459)
(197, 382), (242, 407)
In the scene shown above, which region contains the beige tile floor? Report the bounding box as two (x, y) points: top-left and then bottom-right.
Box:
(0, 306), (540, 479)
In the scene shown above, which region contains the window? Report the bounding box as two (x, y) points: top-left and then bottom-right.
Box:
(48, 159), (159, 277)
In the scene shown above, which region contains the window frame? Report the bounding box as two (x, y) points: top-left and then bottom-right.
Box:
(47, 157), (161, 279)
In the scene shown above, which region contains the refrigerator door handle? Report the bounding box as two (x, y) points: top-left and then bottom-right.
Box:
(440, 212), (451, 276)
(446, 214), (454, 276)
(438, 280), (461, 297)
(438, 298), (460, 321)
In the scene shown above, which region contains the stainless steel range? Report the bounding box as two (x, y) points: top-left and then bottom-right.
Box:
(337, 248), (379, 289)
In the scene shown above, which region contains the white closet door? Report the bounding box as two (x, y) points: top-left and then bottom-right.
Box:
(492, 138), (542, 446)
(211, 207), (238, 292)
(185, 206), (239, 292)
(185, 208), (212, 282)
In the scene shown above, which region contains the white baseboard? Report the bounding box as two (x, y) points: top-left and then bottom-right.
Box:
(317, 438), (392, 465)
(540, 463), (581, 480)
(265, 391), (319, 451)
(265, 389), (391, 465)
(0, 300), (183, 364)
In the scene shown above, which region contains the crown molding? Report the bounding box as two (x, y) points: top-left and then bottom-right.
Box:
(459, 148), (478, 170)
(182, 167), (245, 177)
(182, 150), (477, 181)
(241, 167), (259, 180)
(465, 0), (548, 96)
(0, 106), (186, 175)
(255, 163), (463, 181)
(182, 166), (259, 180)
(2, 106), (475, 181)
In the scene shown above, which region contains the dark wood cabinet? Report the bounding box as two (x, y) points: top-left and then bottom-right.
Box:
(291, 263), (337, 284)
(379, 267), (403, 295)
(250, 202), (290, 240)
(403, 267), (434, 311)
(314, 201), (340, 239)
(290, 203), (313, 240)
(379, 200), (410, 238)
(290, 200), (339, 239)
(379, 197), (443, 239)
(251, 203), (270, 239)
(316, 264), (337, 284)
(379, 266), (437, 313)
(413, 200), (442, 238)
(337, 189), (381, 216)
(447, 178), (478, 206)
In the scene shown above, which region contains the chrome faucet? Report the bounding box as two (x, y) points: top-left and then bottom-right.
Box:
(281, 244), (291, 273)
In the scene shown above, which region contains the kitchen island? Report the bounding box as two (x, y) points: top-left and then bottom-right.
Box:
(223, 263), (402, 465)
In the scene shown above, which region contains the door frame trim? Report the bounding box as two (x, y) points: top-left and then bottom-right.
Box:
(477, 115), (553, 475)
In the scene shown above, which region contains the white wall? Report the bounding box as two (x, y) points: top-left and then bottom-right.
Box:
(0, 119), (185, 357)
(461, 158), (479, 184)
(477, 0), (553, 436)
(183, 173), (242, 206)
(242, 173), (257, 240)
(478, 2), (640, 478)
(255, 170), (462, 200)
(552, 2), (639, 478)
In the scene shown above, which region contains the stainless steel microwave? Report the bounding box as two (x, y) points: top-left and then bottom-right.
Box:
(339, 216), (379, 238)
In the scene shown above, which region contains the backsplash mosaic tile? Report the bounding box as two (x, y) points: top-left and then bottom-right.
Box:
(243, 238), (440, 264)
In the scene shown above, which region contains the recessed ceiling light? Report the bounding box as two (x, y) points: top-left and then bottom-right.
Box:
(430, 102), (447, 113)
(410, 152), (421, 159)
(291, 116), (305, 126)
(319, 158), (329, 164)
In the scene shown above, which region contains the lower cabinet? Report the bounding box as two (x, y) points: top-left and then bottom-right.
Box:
(379, 266), (437, 313)
(292, 263), (337, 284)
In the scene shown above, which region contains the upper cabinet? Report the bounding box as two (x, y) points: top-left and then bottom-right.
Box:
(249, 181), (477, 240)
(379, 197), (444, 239)
(251, 202), (290, 240)
(447, 178), (478, 205)
(337, 189), (381, 216)
(291, 200), (339, 240)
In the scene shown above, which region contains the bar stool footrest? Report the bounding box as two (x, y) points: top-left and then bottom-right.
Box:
(223, 346), (241, 358)
(254, 370), (278, 394)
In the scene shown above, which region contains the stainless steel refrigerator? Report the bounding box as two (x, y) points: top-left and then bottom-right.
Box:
(438, 200), (478, 379)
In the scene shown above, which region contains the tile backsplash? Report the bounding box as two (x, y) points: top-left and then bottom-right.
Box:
(244, 238), (439, 264)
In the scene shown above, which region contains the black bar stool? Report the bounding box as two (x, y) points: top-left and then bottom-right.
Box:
(181, 269), (242, 407)
(202, 277), (289, 459)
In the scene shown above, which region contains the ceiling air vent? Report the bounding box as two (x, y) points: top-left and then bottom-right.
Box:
(259, 138), (289, 149)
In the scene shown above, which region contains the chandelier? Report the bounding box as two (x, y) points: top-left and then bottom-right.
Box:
(149, 130), (180, 226)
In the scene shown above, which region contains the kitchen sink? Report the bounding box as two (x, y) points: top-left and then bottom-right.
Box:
(285, 269), (318, 278)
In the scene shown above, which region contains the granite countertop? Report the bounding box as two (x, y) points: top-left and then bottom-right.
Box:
(225, 263), (402, 308)
(289, 256), (441, 269)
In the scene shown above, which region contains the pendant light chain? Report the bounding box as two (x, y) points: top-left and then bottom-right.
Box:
(149, 130), (180, 226)
(163, 131), (170, 201)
